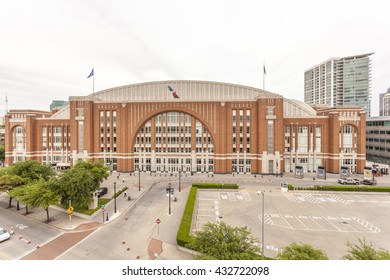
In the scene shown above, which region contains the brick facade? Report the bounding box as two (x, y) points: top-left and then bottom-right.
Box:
(5, 81), (366, 174)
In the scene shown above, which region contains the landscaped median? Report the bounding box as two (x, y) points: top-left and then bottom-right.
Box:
(288, 184), (390, 192)
(66, 186), (128, 216)
(176, 183), (239, 247)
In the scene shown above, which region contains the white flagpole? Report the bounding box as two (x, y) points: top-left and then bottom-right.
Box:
(263, 61), (266, 91)
(93, 66), (95, 94)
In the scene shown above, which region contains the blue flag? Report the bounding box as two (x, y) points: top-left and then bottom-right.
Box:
(87, 68), (94, 78)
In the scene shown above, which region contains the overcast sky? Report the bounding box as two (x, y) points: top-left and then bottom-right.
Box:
(0, 0), (389, 115)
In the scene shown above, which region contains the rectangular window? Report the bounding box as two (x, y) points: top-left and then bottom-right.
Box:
(267, 121), (274, 154)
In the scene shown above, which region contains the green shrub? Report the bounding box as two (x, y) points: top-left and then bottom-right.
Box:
(311, 185), (390, 192)
(176, 187), (197, 247)
(192, 183), (238, 189)
(112, 187), (128, 199)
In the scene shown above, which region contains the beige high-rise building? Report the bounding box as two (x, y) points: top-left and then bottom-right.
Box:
(304, 53), (373, 116)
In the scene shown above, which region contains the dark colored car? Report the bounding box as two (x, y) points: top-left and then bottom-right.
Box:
(361, 179), (377, 185)
(97, 187), (108, 197)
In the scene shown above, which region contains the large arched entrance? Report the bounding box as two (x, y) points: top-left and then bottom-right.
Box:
(133, 111), (214, 173)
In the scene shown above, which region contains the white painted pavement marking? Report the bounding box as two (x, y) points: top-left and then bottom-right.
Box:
(263, 214), (381, 233)
(242, 192), (252, 201)
(220, 193), (228, 200)
(228, 192), (236, 201)
(282, 192), (390, 204)
(280, 214), (294, 229)
(308, 216), (326, 230)
(235, 193), (244, 200)
(294, 215), (309, 229)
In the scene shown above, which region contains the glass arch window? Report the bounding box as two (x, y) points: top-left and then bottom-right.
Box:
(134, 111), (214, 173)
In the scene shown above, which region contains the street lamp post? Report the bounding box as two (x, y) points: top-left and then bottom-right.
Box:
(179, 169), (181, 192)
(261, 191), (264, 260)
(114, 182), (117, 214)
(138, 166), (141, 192)
(257, 190), (265, 260)
(168, 182), (172, 215)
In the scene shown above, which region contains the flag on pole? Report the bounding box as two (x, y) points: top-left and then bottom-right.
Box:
(263, 62), (266, 91)
(87, 68), (94, 78)
(167, 86), (179, 98)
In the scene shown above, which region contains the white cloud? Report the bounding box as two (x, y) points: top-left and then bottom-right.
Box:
(0, 0), (389, 116)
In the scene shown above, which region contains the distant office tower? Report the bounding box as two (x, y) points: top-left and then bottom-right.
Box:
(379, 87), (390, 116)
(304, 53), (373, 116)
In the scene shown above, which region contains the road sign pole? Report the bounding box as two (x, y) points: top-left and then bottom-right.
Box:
(156, 218), (161, 235)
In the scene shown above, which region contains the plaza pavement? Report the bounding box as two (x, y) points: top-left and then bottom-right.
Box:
(3, 167), (390, 260)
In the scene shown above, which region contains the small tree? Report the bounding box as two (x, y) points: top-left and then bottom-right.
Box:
(276, 242), (328, 260)
(10, 184), (31, 214)
(49, 161), (109, 208)
(188, 221), (260, 260)
(0, 145), (5, 162)
(343, 238), (390, 260)
(8, 160), (55, 182)
(0, 174), (26, 208)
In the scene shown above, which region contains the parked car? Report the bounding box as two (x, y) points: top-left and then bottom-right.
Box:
(338, 178), (360, 185)
(361, 179), (377, 185)
(0, 228), (11, 242)
(97, 187), (108, 197)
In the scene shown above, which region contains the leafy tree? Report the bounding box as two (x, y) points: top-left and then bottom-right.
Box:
(49, 161), (108, 208)
(188, 221), (260, 260)
(0, 174), (27, 208)
(71, 161), (109, 189)
(8, 160), (55, 182)
(276, 242), (328, 260)
(342, 238), (390, 260)
(0, 145), (4, 162)
(9, 183), (31, 214)
(0, 161), (55, 209)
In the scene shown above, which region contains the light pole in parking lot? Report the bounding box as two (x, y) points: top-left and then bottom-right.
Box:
(179, 169), (181, 192)
(137, 166), (141, 192)
(114, 182), (117, 213)
(168, 182), (173, 215)
(257, 190), (265, 260)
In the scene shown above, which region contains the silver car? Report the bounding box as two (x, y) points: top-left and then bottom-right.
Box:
(0, 228), (11, 242)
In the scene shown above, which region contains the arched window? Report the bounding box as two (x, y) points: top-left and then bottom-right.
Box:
(133, 111), (214, 174)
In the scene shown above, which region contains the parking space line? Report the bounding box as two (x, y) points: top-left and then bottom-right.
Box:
(308, 216), (326, 230)
(279, 214), (293, 229)
(335, 216), (357, 231)
(228, 193), (236, 201)
(294, 215), (309, 229)
(242, 192), (251, 201)
(322, 216), (341, 231)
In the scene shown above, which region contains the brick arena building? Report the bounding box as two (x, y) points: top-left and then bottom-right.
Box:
(5, 80), (366, 174)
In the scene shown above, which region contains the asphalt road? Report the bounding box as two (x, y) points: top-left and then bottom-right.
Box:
(0, 207), (62, 260)
(1, 171), (390, 260)
(57, 182), (192, 260)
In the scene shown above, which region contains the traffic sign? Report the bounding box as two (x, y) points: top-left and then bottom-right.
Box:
(67, 206), (74, 214)
(156, 218), (161, 224)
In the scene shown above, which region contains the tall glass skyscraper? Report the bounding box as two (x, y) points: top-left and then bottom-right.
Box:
(304, 53), (373, 116)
